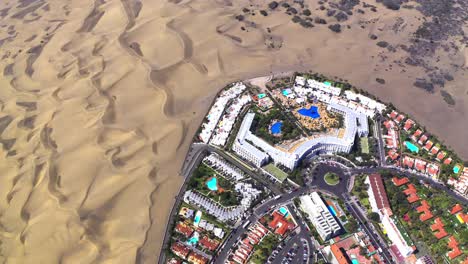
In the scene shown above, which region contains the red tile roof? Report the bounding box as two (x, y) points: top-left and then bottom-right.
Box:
(403, 119), (414, 131)
(426, 163), (439, 177)
(331, 244), (351, 264)
(423, 141), (434, 151)
(450, 204), (463, 214)
(171, 242), (190, 259)
(403, 156), (415, 168)
(387, 149), (399, 160)
(389, 111), (398, 119)
(415, 159), (427, 173)
(418, 134), (429, 145)
(430, 218), (448, 239)
(188, 251), (209, 264)
(268, 211), (294, 236)
(436, 151), (446, 161)
(444, 157), (453, 165)
(403, 184), (420, 203)
(430, 146), (439, 155)
(175, 222), (194, 237)
(413, 129), (423, 138)
(447, 236), (462, 260)
(384, 120), (396, 129)
(392, 177), (409, 187)
(396, 114), (405, 123)
(416, 200), (433, 221)
(199, 236), (220, 251)
(368, 174), (392, 216)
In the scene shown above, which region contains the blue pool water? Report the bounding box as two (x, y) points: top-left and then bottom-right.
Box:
(351, 259), (358, 264)
(271, 122), (283, 134)
(324, 81), (332, 86)
(194, 211), (202, 227)
(279, 207), (288, 216)
(328, 206), (337, 216)
(282, 89), (292, 96)
(454, 166), (461, 174)
(404, 141), (419, 153)
(297, 106), (320, 119)
(187, 233), (199, 246)
(206, 177), (218, 191)
(258, 93), (266, 99)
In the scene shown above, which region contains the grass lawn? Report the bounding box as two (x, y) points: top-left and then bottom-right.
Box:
(324, 172), (340, 185)
(263, 163), (289, 182)
(360, 137), (370, 154)
(249, 234), (280, 264)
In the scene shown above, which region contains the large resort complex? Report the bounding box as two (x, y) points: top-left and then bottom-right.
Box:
(161, 72), (468, 264)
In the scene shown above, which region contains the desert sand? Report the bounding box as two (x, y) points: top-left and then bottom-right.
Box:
(0, 0), (466, 263)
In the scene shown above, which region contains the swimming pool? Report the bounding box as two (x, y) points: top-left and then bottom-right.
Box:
(297, 106), (320, 119)
(271, 121), (282, 134)
(194, 211), (202, 227)
(453, 165), (461, 174)
(206, 177), (218, 191)
(328, 205), (337, 216)
(258, 93), (266, 99)
(279, 207), (288, 216)
(187, 232), (199, 246)
(324, 81), (332, 86)
(404, 141), (419, 153)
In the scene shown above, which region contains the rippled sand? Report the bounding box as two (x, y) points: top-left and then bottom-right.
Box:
(0, 0), (466, 263)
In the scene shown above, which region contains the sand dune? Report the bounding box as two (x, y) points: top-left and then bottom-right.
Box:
(0, 0), (466, 263)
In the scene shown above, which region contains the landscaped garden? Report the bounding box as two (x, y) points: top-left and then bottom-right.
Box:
(187, 164), (239, 207)
(251, 107), (302, 145)
(324, 172), (340, 186)
(249, 233), (280, 264)
(383, 175), (467, 263)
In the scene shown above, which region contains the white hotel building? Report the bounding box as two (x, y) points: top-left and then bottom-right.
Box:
(300, 192), (341, 241)
(232, 102), (368, 170)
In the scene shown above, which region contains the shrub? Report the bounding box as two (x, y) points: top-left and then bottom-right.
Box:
(235, 14), (245, 21)
(303, 9), (311, 16)
(292, 16), (302, 23)
(328, 24), (341, 33)
(268, 1), (279, 9)
(315, 17), (327, 24)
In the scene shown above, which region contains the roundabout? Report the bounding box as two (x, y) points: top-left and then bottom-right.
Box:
(324, 172), (340, 186)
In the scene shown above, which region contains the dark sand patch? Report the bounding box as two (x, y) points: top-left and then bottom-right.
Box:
(16, 101), (37, 111)
(440, 90), (455, 106)
(4, 64), (14, 76)
(18, 115), (36, 129)
(78, 0), (105, 33)
(25, 16), (41, 23)
(11, 1), (45, 19)
(17, 0), (42, 8)
(0, 138), (16, 151)
(0, 35), (18, 48)
(0, 116), (13, 135)
(0, 7), (10, 18)
(129, 42), (143, 56)
(42, 3), (50, 11)
(24, 34), (37, 42)
(25, 44), (44, 76)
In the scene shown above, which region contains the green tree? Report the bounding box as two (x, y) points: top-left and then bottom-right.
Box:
(368, 212), (380, 222)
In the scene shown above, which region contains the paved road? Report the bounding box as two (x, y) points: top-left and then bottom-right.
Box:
(160, 142), (467, 264)
(342, 193), (395, 263)
(374, 115), (387, 166)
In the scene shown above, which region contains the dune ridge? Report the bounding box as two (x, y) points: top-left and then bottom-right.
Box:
(0, 0), (466, 263)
